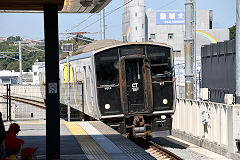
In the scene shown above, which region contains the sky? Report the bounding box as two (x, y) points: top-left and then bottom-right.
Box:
(0, 0), (236, 41)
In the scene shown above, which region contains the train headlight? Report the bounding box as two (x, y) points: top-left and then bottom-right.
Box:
(105, 104), (111, 110)
(161, 115), (166, 119)
(163, 99), (168, 105)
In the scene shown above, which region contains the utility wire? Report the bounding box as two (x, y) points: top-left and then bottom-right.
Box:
(79, 0), (134, 32)
(61, 0), (134, 40)
(156, 0), (177, 10)
(63, 1), (124, 35)
(63, 14), (94, 33)
(0, 54), (18, 60)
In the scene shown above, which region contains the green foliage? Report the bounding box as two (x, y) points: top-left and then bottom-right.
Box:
(0, 36), (93, 72)
(229, 25), (236, 40)
(0, 38), (45, 72)
(6, 36), (22, 42)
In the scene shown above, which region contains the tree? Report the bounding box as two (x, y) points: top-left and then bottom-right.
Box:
(0, 37), (45, 72)
(6, 36), (22, 42)
(7, 36), (16, 42)
(229, 25), (236, 40)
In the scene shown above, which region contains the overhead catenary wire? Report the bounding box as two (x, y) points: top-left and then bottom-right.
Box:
(61, 0), (134, 40)
(78, 0), (134, 33)
(156, 0), (177, 10)
(62, 1), (125, 34)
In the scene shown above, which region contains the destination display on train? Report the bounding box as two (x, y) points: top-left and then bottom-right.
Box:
(121, 48), (144, 56)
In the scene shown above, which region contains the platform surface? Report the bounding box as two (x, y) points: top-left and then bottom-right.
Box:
(4, 120), (154, 160)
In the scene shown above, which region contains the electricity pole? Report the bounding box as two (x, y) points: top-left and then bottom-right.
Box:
(19, 41), (22, 85)
(100, 9), (105, 40)
(236, 0), (240, 103)
(184, 0), (194, 99)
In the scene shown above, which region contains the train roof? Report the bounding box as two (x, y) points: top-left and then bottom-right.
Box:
(60, 40), (172, 63)
(93, 41), (171, 54)
(75, 40), (171, 55)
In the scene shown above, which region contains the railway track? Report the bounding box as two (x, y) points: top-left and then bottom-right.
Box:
(2, 95), (45, 109)
(135, 138), (183, 160)
(145, 140), (183, 160)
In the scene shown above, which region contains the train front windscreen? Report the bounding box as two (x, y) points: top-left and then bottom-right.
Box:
(146, 45), (173, 111)
(94, 48), (123, 116)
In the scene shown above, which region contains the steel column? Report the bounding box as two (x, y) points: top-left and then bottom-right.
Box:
(19, 41), (22, 85)
(100, 9), (105, 40)
(43, 4), (60, 159)
(184, 0), (194, 99)
(236, 0), (240, 103)
(67, 52), (70, 122)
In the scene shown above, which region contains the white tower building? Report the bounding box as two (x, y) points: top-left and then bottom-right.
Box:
(122, 0), (146, 42)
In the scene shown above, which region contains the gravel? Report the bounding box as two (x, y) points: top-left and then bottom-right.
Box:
(151, 137), (210, 160)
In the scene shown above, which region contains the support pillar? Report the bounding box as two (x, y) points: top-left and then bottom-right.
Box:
(184, 0), (194, 99)
(227, 105), (240, 154)
(44, 4), (60, 159)
(236, 0), (240, 103)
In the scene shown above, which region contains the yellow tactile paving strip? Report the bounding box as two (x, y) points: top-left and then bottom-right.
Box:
(65, 122), (111, 160)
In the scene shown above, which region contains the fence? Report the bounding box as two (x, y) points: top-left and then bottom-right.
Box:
(0, 83), (85, 121)
(0, 85), (45, 121)
(172, 99), (240, 159)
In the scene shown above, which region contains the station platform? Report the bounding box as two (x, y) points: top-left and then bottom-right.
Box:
(4, 120), (155, 160)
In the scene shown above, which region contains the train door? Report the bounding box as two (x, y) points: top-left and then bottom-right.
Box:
(119, 56), (153, 115)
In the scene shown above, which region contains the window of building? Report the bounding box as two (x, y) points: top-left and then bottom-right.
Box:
(135, 12), (137, 16)
(34, 72), (37, 76)
(209, 20), (212, 29)
(173, 50), (181, 58)
(142, 24), (144, 29)
(168, 33), (174, 39)
(136, 26), (137, 31)
(150, 34), (156, 39)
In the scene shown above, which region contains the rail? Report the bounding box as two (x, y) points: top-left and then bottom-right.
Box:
(146, 140), (183, 160)
(2, 95), (45, 109)
(137, 138), (183, 160)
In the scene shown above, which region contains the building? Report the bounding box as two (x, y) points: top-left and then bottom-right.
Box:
(122, 0), (146, 42)
(0, 37), (7, 43)
(0, 70), (19, 84)
(32, 61), (45, 85)
(122, 0), (229, 98)
(0, 61), (44, 85)
(146, 9), (229, 60)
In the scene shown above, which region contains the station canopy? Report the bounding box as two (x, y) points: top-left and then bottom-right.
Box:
(0, 0), (111, 13)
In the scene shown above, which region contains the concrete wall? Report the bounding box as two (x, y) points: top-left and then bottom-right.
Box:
(0, 85), (45, 120)
(173, 99), (240, 159)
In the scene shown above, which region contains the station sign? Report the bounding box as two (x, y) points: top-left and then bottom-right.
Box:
(156, 11), (185, 25)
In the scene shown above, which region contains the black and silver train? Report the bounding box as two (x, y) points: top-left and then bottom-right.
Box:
(40, 41), (176, 138)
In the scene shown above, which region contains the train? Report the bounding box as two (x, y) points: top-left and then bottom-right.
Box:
(39, 40), (176, 138)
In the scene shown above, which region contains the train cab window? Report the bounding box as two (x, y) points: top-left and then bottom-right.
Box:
(95, 48), (119, 86)
(146, 46), (172, 79)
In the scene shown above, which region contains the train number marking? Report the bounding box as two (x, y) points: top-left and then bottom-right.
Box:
(132, 83), (139, 92)
(104, 87), (112, 90)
